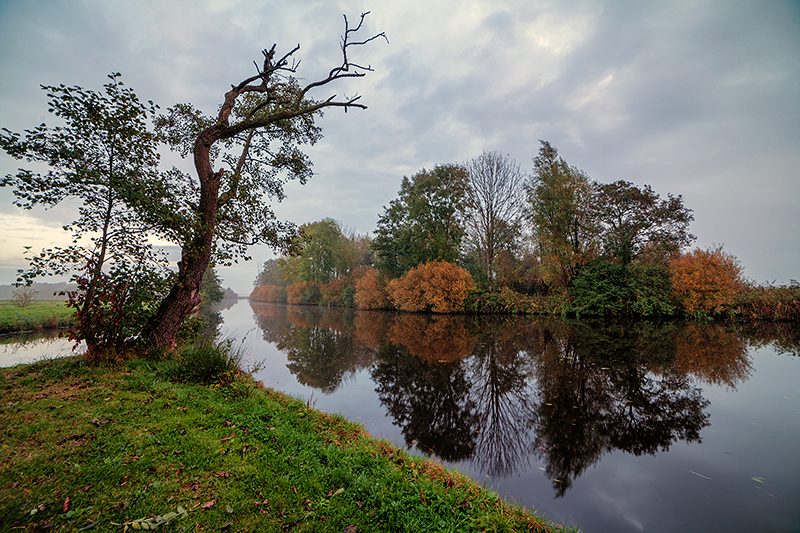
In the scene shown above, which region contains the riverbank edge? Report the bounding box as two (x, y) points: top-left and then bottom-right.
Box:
(0, 356), (579, 532)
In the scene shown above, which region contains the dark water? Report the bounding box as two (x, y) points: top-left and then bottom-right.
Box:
(228, 301), (800, 533)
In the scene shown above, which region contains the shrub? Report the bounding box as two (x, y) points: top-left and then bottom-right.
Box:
(250, 284), (287, 303)
(628, 263), (678, 316)
(731, 282), (800, 322)
(286, 281), (322, 305)
(320, 277), (353, 307)
(11, 285), (38, 308)
(354, 267), (391, 309)
(568, 261), (631, 316)
(671, 246), (744, 315)
(567, 260), (677, 317)
(387, 261), (473, 313)
(66, 264), (170, 361)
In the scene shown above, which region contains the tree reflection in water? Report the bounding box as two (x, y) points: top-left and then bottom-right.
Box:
(250, 302), (788, 497)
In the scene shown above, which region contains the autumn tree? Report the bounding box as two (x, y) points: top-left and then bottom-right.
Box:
(144, 14), (386, 347)
(354, 266), (391, 309)
(524, 141), (598, 287)
(0, 73), (171, 354)
(671, 246), (744, 315)
(464, 151), (525, 291)
(592, 180), (694, 265)
(387, 261), (474, 313)
(372, 165), (469, 278)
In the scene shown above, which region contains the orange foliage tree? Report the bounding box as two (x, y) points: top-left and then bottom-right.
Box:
(250, 284), (286, 303)
(387, 261), (474, 313)
(354, 266), (391, 309)
(286, 281), (322, 305)
(671, 246), (744, 315)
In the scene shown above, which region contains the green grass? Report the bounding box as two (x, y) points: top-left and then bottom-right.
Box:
(0, 356), (577, 533)
(0, 300), (75, 334)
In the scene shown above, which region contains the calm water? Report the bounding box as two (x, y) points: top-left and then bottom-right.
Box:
(3, 301), (799, 532)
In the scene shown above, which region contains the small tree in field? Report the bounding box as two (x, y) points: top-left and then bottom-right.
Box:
(11, 286), (37, 308)
(671, 246), (744, 315)
(387, 261), (474, 313)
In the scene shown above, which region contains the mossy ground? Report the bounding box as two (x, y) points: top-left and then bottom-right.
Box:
(0, 355), (577, 532)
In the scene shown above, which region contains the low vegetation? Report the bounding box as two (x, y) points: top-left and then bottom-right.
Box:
(0, 351), (577, 533)
(0, 300), (75, 335)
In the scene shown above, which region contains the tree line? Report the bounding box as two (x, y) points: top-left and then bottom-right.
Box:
(252, 143), (799, 321)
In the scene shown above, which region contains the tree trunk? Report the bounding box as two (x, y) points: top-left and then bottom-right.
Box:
(145, 131), (221, 349)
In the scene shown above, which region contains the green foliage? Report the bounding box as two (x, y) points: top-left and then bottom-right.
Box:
(255, 258), (286, 287)
(0, 73), (169, 284)
(66, 263), (171, 360)
(250, 219), (371, 309)
(286, 281), (323, 305)
(525, 141), (598, 287)
(372, 165), (469, 278)
(0, 73), (175, 355)
(292, 218), (364, 284)
(200, 267), (225, 307)
(567, 261), (631, 316)
(567, 260), (677, 317)
(153, 86), (324, 265)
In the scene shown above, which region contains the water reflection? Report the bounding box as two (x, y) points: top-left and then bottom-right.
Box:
(249, 302), (794, 497)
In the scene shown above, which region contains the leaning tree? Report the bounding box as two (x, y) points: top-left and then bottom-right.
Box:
(144, 14), (386, 347)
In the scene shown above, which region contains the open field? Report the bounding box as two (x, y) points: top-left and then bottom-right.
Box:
(0, 300), (75, 334)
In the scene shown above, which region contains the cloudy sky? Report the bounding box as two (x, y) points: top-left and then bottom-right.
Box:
(0, 0), (798, 295)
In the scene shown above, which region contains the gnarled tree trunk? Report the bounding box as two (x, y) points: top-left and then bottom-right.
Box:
(144, 14), (385, 349)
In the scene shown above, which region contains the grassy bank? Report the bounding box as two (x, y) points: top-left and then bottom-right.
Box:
(0, 356), (577, 532)
(0, 300), (75, 334)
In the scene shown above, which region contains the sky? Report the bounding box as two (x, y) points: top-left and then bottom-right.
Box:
(0, 0), (798, 295)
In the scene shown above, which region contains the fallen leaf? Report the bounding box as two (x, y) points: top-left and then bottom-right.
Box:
(226, 504), (233, 514)
(214, 471), (230, 478)
(63, 497), (70, 514)
(345, 526), (357, 532)
(202, 499), (216, 510)
(89, 416), (109, 427)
